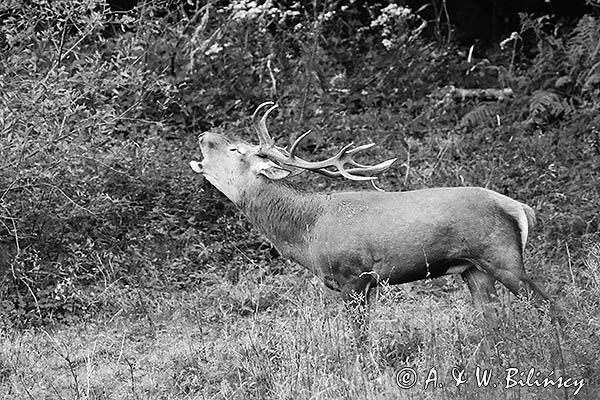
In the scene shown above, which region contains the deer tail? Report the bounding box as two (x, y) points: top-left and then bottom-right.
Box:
(518, 203), (536, 252)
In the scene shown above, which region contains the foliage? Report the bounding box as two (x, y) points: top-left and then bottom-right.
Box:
(0, 0), (444, 326)
(0, 0), (215, 325)
(526, 89), (572, 126)
(516, 13), (600, 124)
(459, 104), (498, 128)
(567, 15), (600, 94)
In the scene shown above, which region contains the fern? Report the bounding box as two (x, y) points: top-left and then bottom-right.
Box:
(527, 90), (571, 126)
(584, 71), (600, 92)
(567, 16), (600, 66)
(567, 16), (600, 90)
(521, 14), (600, 98)
(555, 75), (573, 89)
(460, 105), (499, 129)
(520, 14), (566, 89)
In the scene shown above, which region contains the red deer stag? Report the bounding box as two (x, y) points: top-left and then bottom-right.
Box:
(191, 102), (550, 336)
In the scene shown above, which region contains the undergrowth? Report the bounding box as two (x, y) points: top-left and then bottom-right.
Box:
(0, 244), (598, 398)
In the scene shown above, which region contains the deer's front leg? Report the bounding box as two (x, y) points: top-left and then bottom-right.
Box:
(341, 272), (378, 346)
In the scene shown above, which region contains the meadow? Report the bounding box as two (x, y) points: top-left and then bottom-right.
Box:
(1, 247), (598, 399)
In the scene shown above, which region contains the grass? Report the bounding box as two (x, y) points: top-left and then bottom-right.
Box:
(1, 247), (599, 399)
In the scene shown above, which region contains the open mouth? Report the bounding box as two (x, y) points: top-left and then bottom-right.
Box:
(189, 160), (204, 173)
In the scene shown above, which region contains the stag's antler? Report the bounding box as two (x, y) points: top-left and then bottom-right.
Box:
(252, 102), (397, 181)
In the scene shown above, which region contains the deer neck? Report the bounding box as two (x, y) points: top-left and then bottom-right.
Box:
(238, 180), (323, 263)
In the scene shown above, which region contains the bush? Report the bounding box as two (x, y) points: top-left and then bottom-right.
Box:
(0, 0), (442, 326)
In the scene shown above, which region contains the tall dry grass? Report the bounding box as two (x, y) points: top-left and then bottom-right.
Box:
(1, 245), (598, 399)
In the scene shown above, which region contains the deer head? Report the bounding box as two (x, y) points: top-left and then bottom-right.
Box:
(190, 130), (290, 203)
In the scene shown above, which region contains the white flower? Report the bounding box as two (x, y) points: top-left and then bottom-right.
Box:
(382, 38), (394, 50)
(228, 0), (279, 22)
(205, 43), (223, 56)
(371, 4), (414, 28)
(321, 11), (335, 21)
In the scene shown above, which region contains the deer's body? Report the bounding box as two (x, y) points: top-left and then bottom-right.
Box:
(236, 177), (539, 302)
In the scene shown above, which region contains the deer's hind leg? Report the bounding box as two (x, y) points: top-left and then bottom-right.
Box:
(461, 267), (499, 320)
(473, 246), (553, 315)
(477, 246), (565, 370)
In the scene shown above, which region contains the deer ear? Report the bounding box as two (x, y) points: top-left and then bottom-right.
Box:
(257, 160), (291, 180)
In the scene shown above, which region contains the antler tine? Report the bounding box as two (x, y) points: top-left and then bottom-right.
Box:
(288, 129), (312, 158)
(347, 143), (376, 154)
(260, 104), (279, 126)
(311, 168), (378, 181)
(252, 101), (275, 122)
(253, 102), (277, 147)
(346, 158), (398, 175)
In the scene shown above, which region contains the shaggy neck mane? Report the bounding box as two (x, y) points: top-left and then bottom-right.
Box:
(237, 179), (323, 257)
